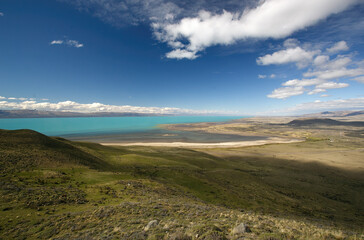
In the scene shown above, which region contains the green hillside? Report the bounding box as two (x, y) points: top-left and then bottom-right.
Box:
(0, 129), (363, 239)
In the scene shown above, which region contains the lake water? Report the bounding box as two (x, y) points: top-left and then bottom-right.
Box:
(0, 116), (268, 143)
(0, 115), (246, 137)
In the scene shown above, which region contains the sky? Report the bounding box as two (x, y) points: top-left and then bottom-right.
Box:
(1, 0), (364, 115)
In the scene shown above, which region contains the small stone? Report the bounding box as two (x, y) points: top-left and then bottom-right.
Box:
(232, 223), (251, 234)
(144, 220), (158, 231)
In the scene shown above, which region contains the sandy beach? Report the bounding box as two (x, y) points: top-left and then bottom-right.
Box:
(100, 137), (303, 148)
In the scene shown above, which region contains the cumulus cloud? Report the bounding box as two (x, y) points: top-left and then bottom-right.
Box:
(267, 86), (305, 99)
(0, 12), (4, 17)
(263, 40), (364, 99)
(282, 78), (325, 87)
(304, 67), (364, 80)
(262, 97), (364, 115)
(0, 96), (5, 99)
(315, 82), (349, 89)
(60, 0), (364, 59)
(154, 0), (359, 59)
(257, 46), (319, 68)
(258, 74), (266, 79)
(326, 40), (349, 53)
(0, 98), (224, 115)
(50, 39), (84, 48)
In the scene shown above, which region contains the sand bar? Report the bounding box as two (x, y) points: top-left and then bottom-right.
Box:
(100, 137), (303, 148)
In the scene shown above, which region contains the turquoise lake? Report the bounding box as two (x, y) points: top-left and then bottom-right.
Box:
(0, 116), (245, 137)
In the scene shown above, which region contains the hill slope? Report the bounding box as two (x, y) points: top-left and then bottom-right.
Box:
(1, 129), (363, 239)
(0, 129), (111, 173)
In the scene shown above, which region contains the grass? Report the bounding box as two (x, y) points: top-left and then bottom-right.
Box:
(0, 129), (363, 239)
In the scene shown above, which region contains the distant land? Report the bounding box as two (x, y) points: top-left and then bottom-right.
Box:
(0, 109), (364, 119)
(287, 118), (364, 127)
(301, 110), (364, 118)
(0, 110), (165, 118)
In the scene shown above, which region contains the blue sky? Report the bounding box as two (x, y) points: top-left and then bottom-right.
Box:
(1, 0), (364, 115)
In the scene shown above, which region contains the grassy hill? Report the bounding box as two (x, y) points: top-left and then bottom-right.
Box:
(0, 129), (363, 239)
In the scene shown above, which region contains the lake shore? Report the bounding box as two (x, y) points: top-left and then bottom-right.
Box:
(100, 137), (302, 148)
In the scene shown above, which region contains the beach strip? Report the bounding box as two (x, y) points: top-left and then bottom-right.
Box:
(100, 137), (302, 148)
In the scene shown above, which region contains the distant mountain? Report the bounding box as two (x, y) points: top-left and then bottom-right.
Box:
(288, 118), (364, 127)
(301, 110), (364, 118)
(0, 110), (164, 118)
(345, 110), (364, 117)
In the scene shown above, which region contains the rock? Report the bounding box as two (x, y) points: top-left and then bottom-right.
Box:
(231, 223), (251, 234)
(144, 220), (158, 231)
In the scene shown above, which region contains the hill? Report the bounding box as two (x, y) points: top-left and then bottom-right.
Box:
(287, 118), (364, 127)
(0, 129), (111, 173)
(1, 129), (363, 239)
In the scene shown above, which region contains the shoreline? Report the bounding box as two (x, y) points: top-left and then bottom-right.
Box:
(100, 137), (303, 148)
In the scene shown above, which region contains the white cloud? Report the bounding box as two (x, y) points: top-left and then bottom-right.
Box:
(282, 78), (325, 87)
(306, 82), (350, 96)
(327, 40), (349, 53)
(308, 89), (326, 95)
(50, 39), (84, 48)
(0, 12), (4, 17)
(0, 98), (225, 115)
(353, 76), (364, 83)
(262, 97), (364, 115)
(165, 49), (198, 60)
(320, 94), (329, 97)
(304, 68), (364, 80)
(313, 55), (330, 66)
(67, 40), (84, 48)
(257, 46), (319, 68)
(51, 40), (64, 45)
(283, 38), (300, 48)
(2, 97), (29, 101)
(154, 0), (359, 59)
(267, 86), (305, 99)
(315, 82), (349, 89)
(286, 98), (364, 114)
(263, 39), (364, 98)
(258, 73), (276, 79)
